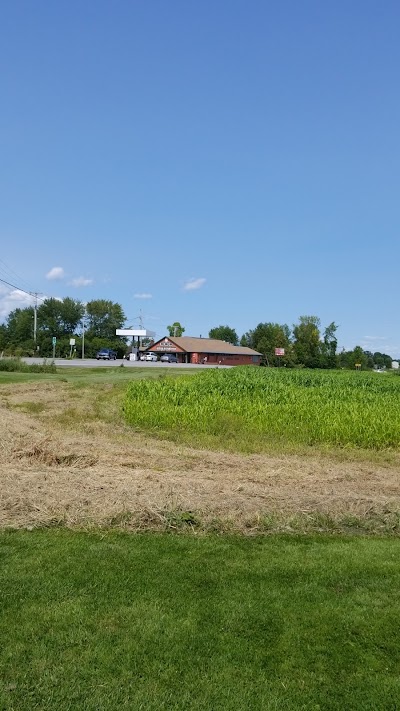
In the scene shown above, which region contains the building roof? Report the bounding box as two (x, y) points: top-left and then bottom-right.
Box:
(152, 336), (262, 356)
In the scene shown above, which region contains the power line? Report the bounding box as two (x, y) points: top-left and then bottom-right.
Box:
(0, 259), (36, 294)
(0, 276), (45, 302)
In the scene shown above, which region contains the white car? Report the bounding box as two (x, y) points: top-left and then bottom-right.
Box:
(144, 353), (158, 362)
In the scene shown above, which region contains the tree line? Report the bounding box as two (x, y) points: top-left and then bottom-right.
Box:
(0, 298), (126, 359)
(208, 320), (394, 370)
(0, 299), (395, 369)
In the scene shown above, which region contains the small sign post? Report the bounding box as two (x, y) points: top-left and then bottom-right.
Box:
(52, 336), (56, 360)
(275, 347), (285, 366)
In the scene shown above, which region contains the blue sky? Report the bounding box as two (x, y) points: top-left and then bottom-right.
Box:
(1, 1), (399, 355)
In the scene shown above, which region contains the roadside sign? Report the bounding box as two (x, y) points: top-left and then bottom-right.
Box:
(275, 348), (285, 356)
(69, 338), (76, 346)
(52, 337), (56, 345)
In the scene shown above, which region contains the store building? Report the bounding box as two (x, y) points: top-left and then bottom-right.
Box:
(148, 336), (262, 365)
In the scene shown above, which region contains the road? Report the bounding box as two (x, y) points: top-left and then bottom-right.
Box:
(22, 358), (230, 369)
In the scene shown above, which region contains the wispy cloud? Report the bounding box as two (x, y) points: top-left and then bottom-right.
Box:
(69, 277), (94, 287)
(46, 266), (64, 280)
(363, 336), (387, 342)
(134, 293), (152, 300)
(183, 277), (206, 291)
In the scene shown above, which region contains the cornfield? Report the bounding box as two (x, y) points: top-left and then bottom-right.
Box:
(124, 368), (400, 451)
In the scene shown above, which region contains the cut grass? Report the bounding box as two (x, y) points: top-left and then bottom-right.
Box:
(1, 530), (400, 710)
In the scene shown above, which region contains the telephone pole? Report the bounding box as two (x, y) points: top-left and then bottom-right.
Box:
(32, 292), (39, 345)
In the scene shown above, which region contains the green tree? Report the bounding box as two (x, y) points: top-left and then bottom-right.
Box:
(0, 323), (7, 351)
(167, 322), (185, 337)
(242, 322), (292, 366)
(351, 346), (369, 370)
(38, 297), (85, 338)
(373, 352), (393, 369)
(363, 350), (375, 369)
(240, 332), (252, 347)
(292, 316), (322, 368)
(339, 346), (369, 370)
(321, 322), (338, 369)
(6, 307), (35, 348)
(86, 300), (126, 339)
(208, 325), (238, 345)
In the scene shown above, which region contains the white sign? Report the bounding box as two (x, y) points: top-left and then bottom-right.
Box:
(116, 329), (155, 337)
(69, 338), (76, 346)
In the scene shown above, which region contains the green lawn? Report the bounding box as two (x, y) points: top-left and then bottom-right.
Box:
(1, 530), (400, 710)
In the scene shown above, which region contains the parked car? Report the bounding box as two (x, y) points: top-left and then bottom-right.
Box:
(160, 353), (178, 363)
(96, 348), (117, 360)
(144, 353), (158, 362)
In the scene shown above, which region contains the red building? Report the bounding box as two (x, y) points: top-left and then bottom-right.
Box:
(149, 336), (262, 365)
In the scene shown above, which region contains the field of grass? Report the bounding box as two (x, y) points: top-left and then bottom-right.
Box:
(1, 530), (400, 711)
(2, 367), (400, 709)
(124, 368), (400, 452)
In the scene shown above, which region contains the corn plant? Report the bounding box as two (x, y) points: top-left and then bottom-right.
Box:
(124, 368), (400, 451)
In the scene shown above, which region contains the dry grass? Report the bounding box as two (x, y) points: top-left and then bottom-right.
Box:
(1, 380), (400, 532)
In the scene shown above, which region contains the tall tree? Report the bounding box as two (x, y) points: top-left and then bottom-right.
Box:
(373, 352), (393, 369)
(167, 322), (185, 337)
(0, 323), (7, 351)
(292, 316), (322, 368)
(6, 307), (35, 345)
(86, 300), (126, 339)
(38, 297), (84, 338)
(241, 322), (292, 365)
(208, 325), (238, 345)
(240, 331), (252, 348)
(321, 322), (338, 368)
(349, 346), (369, 370)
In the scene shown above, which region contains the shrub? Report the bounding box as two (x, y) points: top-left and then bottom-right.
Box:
(0, 358), (57, 373)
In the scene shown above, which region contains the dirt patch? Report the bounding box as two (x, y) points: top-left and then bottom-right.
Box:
(1, 380), (400, 531)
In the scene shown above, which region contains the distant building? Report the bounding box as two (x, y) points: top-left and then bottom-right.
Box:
(148, 336), (262, 365)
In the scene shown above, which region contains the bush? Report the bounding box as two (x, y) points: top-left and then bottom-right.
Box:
(0, 358), (57, 373)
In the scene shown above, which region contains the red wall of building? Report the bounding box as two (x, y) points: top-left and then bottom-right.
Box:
(191, 353), (260, 366)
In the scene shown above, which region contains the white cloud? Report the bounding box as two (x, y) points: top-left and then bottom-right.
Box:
(0, 286), (35, 320)
(69, 277), (94, 287)
(46, 266), (65, 280)
(183, 277), (206, 291)
(134, 293), (152, 300)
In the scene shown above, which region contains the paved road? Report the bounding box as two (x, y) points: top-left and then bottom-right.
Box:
(22, 358), (230, 369)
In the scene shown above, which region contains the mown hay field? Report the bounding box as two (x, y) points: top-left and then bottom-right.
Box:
(2, 366), (400, 534)
(124, 368), (400, 452)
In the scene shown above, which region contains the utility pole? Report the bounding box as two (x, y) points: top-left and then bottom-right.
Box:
(31, 292), (39, 346)
(82, 316), (85, 360)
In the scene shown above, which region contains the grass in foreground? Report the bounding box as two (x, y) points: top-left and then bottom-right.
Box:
(1, 530), (400, 710)
(124, 367), (400, 452)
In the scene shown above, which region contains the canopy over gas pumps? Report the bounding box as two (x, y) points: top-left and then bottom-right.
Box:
(116, 329), (156, 361)
(116, 329), (155, 338)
